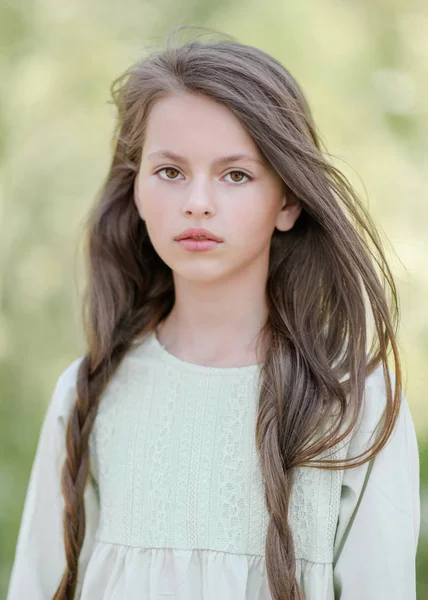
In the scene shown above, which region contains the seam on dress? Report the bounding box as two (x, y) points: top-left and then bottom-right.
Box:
(332, 455), (376, 569)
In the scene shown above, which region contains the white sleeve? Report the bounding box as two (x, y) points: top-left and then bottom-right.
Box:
(332, 368), (420, 599)
(7, 358), (100, 600)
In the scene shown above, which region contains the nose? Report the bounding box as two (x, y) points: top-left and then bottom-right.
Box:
(181, 178), (216, 217)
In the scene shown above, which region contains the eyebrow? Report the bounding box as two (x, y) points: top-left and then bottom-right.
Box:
(146, 150), (265, 167)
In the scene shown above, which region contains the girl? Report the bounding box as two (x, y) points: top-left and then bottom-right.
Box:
(7, 25), (420, 600)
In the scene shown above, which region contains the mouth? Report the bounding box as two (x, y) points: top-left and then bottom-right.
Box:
(176, 237), (223, 252)
(183, 236), (217, 241)
(175, 228), (223, 243)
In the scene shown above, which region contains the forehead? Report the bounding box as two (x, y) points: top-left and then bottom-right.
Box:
(142, 93), (264, 164)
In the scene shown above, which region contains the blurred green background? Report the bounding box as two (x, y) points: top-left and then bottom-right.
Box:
(1, 0), (427, 596)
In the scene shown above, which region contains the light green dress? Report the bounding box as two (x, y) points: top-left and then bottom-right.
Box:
(7, 330), (420, 599)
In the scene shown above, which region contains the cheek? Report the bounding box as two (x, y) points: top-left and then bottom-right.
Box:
(139, 185), (171, 232)
(229, 197), (278, 244)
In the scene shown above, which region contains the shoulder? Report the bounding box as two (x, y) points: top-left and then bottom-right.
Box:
(344, 364), (400, 434)
(345, 363), (415, 462)
(359, 364), (393, 433)
(46, 355), (85, 425)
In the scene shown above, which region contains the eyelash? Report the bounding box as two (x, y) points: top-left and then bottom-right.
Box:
(154, 167), (253, 184)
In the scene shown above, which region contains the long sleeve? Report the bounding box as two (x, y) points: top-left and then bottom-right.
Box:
(332, 367), (420, 599)
(7, 357), (100, 600)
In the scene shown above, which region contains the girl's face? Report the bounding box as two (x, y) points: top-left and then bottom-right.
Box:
(134, 92), (301, 283)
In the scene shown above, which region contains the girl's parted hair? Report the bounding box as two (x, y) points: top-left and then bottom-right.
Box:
(53, 25), (403, 600)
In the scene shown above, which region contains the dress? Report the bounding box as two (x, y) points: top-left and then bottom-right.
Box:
(7, 330), (420, 599)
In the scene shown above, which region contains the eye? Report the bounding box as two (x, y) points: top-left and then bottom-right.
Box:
(154, 167), (253, 184)
(225, 170), (253, 184)
(155, 167), (183, 180)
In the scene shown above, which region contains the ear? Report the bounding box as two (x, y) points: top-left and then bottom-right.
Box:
(275, 195), (302, 232)
(133, 175), (144, 221)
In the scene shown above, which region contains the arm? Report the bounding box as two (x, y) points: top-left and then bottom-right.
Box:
(333, 368), (420, 599)
(7, 358), (100, 600)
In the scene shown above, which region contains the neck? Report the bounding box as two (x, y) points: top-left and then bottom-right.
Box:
(158, 262), (270, 367)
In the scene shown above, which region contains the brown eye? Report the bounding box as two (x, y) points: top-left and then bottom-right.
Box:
(156, 167), (181, 180)
(226, 170), (251, 184)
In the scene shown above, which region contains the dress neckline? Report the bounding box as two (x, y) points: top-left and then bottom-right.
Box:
(143, 325), (263, 376)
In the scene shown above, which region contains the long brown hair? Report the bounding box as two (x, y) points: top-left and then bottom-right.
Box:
(53, 25), (403, 600)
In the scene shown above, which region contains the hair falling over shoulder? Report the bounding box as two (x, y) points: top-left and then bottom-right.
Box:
(53, 25), (403, 600)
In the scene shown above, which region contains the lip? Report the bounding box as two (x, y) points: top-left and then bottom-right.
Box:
(174, 227), (223, 243)
(176, 239), (221, 252)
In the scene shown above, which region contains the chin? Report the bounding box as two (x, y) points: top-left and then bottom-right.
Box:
(170, 261), (232, 284)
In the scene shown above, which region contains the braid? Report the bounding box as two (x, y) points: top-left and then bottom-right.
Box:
(261, 429), (302, 600)
(256, 323), (313, 600)
(52, 349), (125, 599)
(52, 356), (94, 599)
(256, 380), (303, 600)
